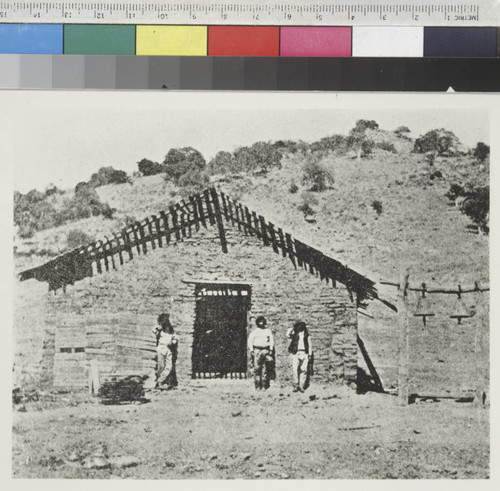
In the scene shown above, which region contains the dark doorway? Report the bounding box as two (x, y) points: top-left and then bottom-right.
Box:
(191, 283), (251, 379)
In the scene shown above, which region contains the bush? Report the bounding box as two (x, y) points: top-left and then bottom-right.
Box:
(207, 151), (234, 174)
(233, 142), (283, 175)
(88, 166), (130, 187)
(289, 181), (299, 194)
(66, 229), (93, 249)
(164, 147), (206, 184)
(137, 158), (164, 176)
(309, 135), (347, 154)
(461, 187), (489, 232)
(302, 157), (334, 192)
(473, 142), (490, 163)
(394, 126), (411, 138)
(371, 200), (383, 215)
(176, 169), (210, 193)
(414, 129), (461, 155)
(14, 185), (115, 238)
(361, 138), (375, 157)
(375, 141), (396, 153)
(352, 119), (379, 134)
(298, 193), (319, 218)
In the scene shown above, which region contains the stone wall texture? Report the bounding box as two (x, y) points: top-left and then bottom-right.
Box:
(35, 222), (358, 389)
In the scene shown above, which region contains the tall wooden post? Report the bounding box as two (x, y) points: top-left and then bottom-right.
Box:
(397, 270), (411, 405)
(474, 287), (488, 407)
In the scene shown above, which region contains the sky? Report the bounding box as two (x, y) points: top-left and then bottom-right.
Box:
(6, 91), (490, 193)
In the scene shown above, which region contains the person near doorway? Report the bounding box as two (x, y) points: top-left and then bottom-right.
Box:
(287, 321), (313, 392)
(248, 316), (275, 390)
(153, 313), (178, 390)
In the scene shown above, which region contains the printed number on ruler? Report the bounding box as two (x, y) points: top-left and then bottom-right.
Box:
(0, 1), (497, 26)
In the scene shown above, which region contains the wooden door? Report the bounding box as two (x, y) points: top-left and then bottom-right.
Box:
(192, 284), (250, 378)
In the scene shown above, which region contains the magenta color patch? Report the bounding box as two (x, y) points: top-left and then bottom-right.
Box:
(280, 27), (352, 57)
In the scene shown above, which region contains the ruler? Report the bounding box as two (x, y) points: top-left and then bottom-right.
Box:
(0, 1), (498, 26)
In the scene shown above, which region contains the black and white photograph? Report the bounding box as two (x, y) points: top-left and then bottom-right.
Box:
(4, 91), (494, 481)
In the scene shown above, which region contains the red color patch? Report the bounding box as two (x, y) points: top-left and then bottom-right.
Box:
(208, 26), (280, 56)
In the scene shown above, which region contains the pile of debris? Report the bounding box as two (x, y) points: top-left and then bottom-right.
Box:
(97, 376), (145, 404)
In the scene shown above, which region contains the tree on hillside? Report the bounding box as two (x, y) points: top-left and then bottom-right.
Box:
(302, 155), (334, 192)
(88, 166), (130, 187)
(414, 129), (461, 156)
(163, 147), (206, 184)
(394, 126), (411, 138)
(137, 158), (164, 176)
(233, 142), (283, 174)
(207, 151), (234, 174)
(352, 119), (379, 134)
(346, 132), (375, 159)
(473, 142), (490, 163)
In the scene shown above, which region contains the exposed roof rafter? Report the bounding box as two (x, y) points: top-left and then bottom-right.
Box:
(18, 187), (396, 312)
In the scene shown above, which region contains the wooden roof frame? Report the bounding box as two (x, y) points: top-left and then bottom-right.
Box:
(18, 187), (396, 312)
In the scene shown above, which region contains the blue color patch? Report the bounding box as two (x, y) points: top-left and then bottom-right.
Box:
(0, 24), (63, 54)
(424, 27), (497, 57)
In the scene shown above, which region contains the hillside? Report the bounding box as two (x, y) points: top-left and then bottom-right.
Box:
(14, 126), (489, 395)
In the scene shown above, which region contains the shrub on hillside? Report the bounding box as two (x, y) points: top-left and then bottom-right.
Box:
(289, 181), (299, 194)
(273, 140), (308, 154)
(14, 185), (115, 238)
(88, 166), (130, 187)
(394, 126), (411, 138)
(309, 135), (347, 154)
(233, 142), (283, 175)
(137, 158), (164, 176)
(177, 169), (210, 193)
(413, 129), (461, 156)
(14, 190), (59, 237)
(445, 183), (489, 234)
(298, 192), (319, 218)
(66, 229), (93, 249)
(61, 186), (115, 222)
(371, 200), (383, 216)
(207, 151), (234, 174)
(163, 147), (206, 184)
(375, 141), (397, 153)
(352, 120), (379, 133)
(302, 157), (334, 192)
(473, 142), (490, 163)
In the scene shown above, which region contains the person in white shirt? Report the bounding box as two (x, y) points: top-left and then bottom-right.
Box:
(287, 321), (313, 392)
(152, 313), (178, 389)
(248, 316), (275, 390)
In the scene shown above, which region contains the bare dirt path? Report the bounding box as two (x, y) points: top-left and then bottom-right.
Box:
(12, 380), (489, 479)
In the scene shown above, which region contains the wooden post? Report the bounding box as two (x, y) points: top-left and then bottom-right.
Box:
(89, 359), (101, 395)
(397, 270), (411, 405)
(474, 286), (488, 407)
(210, 188), (228, 254)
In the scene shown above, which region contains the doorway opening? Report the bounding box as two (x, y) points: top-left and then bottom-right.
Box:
(191, 282), (251, 379)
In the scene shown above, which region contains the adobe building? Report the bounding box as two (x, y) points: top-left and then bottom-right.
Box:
(18, 188), (392, 391)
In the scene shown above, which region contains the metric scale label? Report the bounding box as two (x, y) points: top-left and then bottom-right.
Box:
(0, 1), (498, 26)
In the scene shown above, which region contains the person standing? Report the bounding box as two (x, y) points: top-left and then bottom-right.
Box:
(248, 316), (275, 390)
(153, 313), (178, 390)
(287, 321), (313, 392)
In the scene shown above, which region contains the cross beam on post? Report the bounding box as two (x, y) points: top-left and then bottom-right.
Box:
(398, 270), (411, 405)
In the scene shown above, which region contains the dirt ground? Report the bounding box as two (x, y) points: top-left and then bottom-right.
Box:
(12, 379), (489, 479)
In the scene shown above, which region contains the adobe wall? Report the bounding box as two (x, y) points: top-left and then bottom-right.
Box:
(42, 222), (358, 389)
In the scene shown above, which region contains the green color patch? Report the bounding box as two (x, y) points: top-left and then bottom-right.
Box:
(64, 25), (135, 55)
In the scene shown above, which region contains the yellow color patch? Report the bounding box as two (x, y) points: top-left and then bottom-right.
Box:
(136, 26), (207, 56)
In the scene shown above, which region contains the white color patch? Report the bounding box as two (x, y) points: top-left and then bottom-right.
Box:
(352, 27), (424, 57)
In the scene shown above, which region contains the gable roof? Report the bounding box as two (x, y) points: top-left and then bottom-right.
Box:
(18, 187), (396, 311)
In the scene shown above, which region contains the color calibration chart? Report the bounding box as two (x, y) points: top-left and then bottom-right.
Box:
(1, 1), (500, 90)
